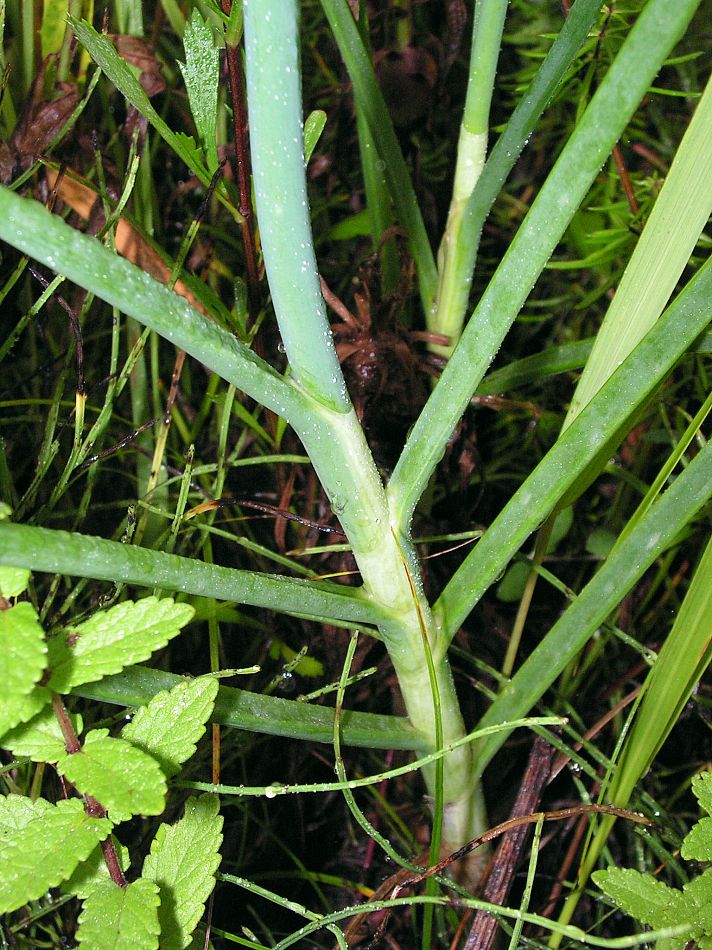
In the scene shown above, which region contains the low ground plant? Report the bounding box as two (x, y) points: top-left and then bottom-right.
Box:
(0, 0), (710, 946)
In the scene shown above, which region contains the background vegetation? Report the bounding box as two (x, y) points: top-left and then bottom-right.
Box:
(0, 0), (710, 946)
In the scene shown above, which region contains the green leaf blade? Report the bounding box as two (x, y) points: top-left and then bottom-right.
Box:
(0, 796), (112, 914)
(180, 9), (219, 172)
(683, 816), (712, 862)
(48, 597), (194, 692)
(69, 18), (211, 189)
(0, 566), (30, 598)
(593, 867), (688, 930)
(693, 770), (712, 816)
(304, 109), (327, 164)
(1, 704), (75, 763)
(684, 870), (712, 936)
(76, 878), (160, 950)
(0, 602), (48, 736)
(62, 837), (131, 899)
(142, 794), (223, 950)
(122, 675), (218, 777)
(57, 730), (167, 823)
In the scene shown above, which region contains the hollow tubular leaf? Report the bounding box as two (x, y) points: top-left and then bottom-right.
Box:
(0, 523), (382, 627)
(0, 186), (307, 423)
(77, 666), (426, 752)
(430, 0), (604, 346)
(435, 255), (712, 640)
(389, 0), (702, 527)
(243, 0), (349, 412)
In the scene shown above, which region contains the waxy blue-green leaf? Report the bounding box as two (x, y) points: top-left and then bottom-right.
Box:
(76, 878), (160, 950)
(48, 597), (194, 693)
(180, 9), (220, 172)
(0, 601), (48, 736)
(142, 794), (223, 950)
(1, 704), (81, 763)
(122, 676), (218, 778)
(57, 730), (167, 823)
(0, 524), (382, 629)
(0, 796), (111, 914)
(80, 665), (425, 752)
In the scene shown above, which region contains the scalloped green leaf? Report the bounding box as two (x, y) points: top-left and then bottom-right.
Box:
(57, 730), (167, 823)
(0, 602), (49, 736)
(1, 705), (81, 763)
(180, 8), (219, 172)
(62, 836), (131, 899)
(684, 870), (712, 935)
(683, 816), (712, 862)
(48, 597), (194, 692)
(122, 676), (218, 778)
(76, 878), (160, 950)
(0, 795), (112, 914)
(592, 867), (688, 930)
(142, 794), (223, 950)
(0, 566), (30, 598)
(693, 770), (712, 816)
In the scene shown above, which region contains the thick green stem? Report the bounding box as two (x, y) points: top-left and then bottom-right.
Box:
(243, 0), (487, 860)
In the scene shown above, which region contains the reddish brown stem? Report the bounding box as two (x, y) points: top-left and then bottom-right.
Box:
(220, 0), (260, 326)
(463, 737), (554, 950)
(51, 693), (127, 887)
(612, 143), (639, 215)
(100, 836), (127, 887)
(51, 693), (82, 755)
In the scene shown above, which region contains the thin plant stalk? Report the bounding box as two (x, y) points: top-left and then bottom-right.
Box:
(430, 0), (508, 355)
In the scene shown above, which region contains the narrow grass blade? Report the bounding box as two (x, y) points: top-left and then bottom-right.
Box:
(610, 536), (712, 809)
(0, 523), (384, 627)
(389, 0), (702, 527)
(476, 339), (594, 395)
(565, 71), (712, 426)
(555, 533), (712, 936)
